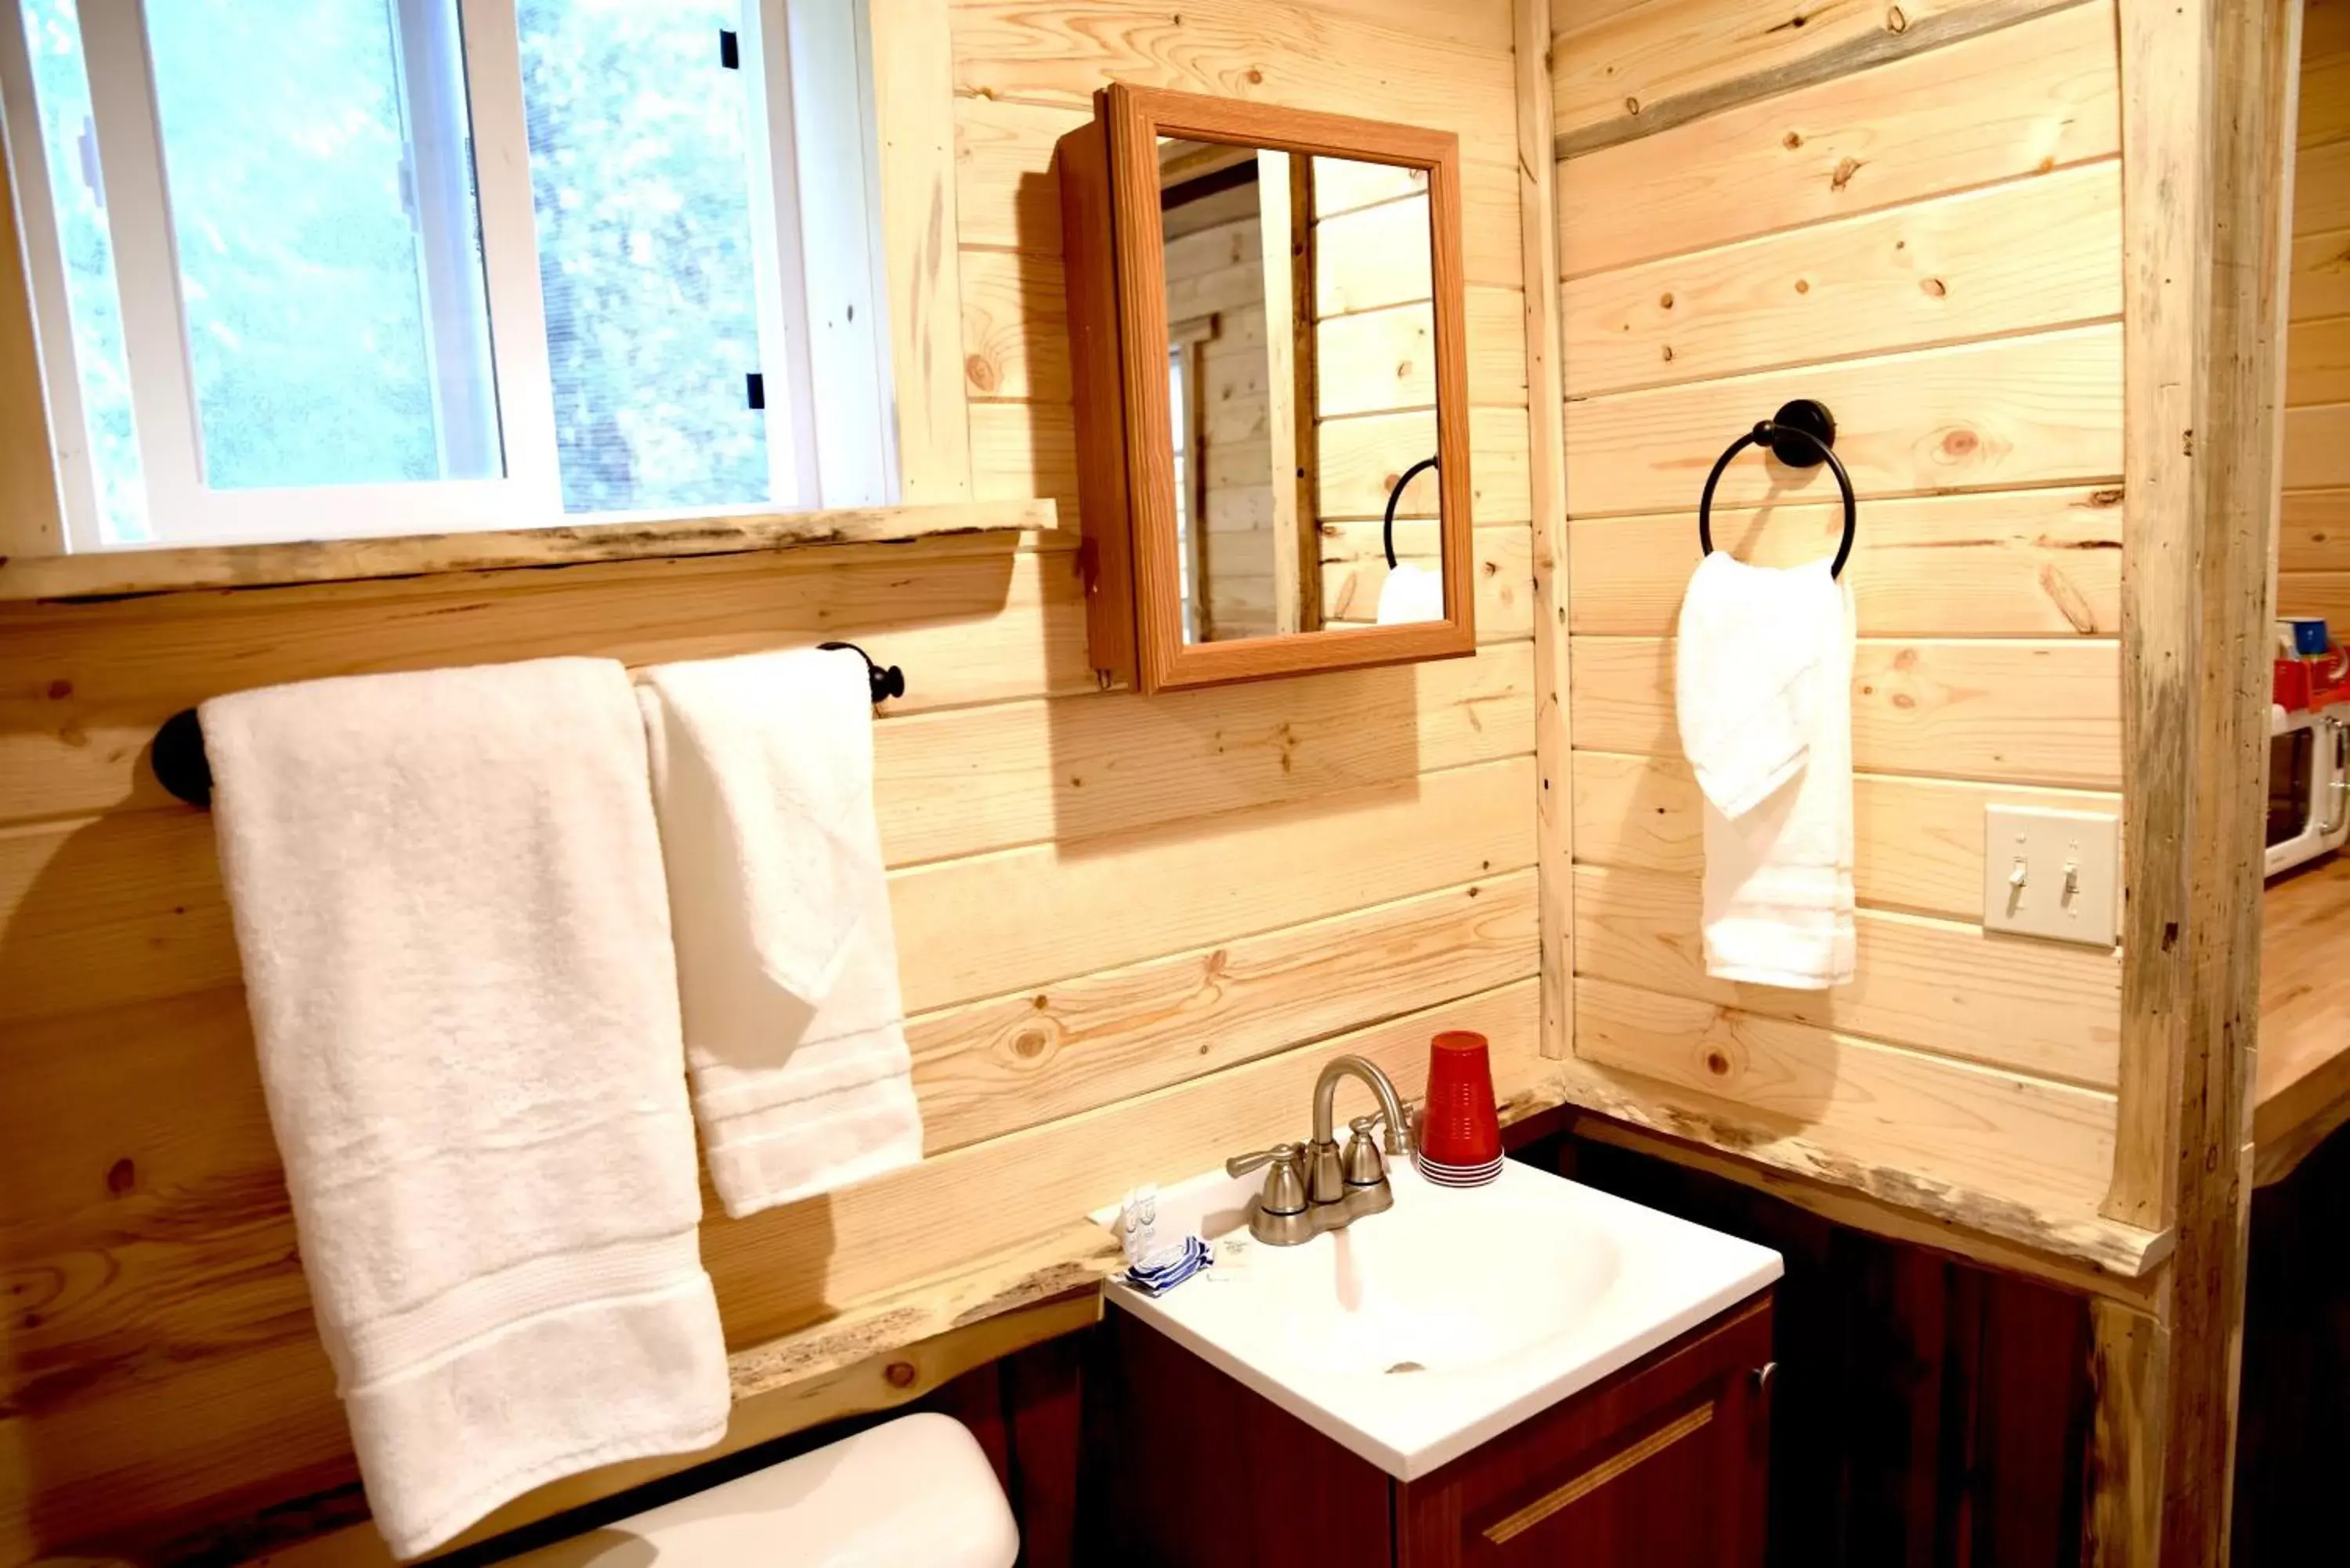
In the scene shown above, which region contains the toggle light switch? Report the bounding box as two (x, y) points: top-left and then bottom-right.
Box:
(1982, 806), (2119, 946)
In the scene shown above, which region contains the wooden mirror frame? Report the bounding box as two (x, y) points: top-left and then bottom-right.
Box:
(1057, 85), (1474, 694)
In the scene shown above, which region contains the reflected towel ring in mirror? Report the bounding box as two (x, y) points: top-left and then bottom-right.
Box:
(147, 643), (909, 810)
(1695, 399), (1856, 580)
(1383, 456), (1439, 570)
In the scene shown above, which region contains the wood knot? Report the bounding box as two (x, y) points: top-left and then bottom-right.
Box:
(964, 354), (997, 393)
(1919, 277), (1947, 298)
(1794, 279), (1810, 294)
(1246, 67), (1263, 84)
(1625, 96), (1640, 116)
(1658, 291), (1674, 309)
(1013, 1028), (1052, 1061)
(1783, 132), (1802, 150)
(1394, 359), (1414, 380)
(884, 1361), (919, 1389)
(46, 679), (72, 701)
(1704, 1050), (1731, 1077)
(107, 1158), (136, 1196)
(1940, 427), (1979, 459)
(1830, 157), (1863, 192)
(1886, 5), (1907, 31)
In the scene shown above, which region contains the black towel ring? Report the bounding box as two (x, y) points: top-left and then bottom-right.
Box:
(145, 643), (909, 810)
(819, 641), (906, 705)
(1697, 399), (1856, 580)
(1383, 455), (1439, 570)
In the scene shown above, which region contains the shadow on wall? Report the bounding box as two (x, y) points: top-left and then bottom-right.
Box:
(0, 534), (1099, 1555)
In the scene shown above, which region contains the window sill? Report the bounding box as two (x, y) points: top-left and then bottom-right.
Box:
(0, 498), (1058, 603)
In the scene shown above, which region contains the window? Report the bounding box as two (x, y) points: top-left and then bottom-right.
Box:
(0, 0), (893, 551)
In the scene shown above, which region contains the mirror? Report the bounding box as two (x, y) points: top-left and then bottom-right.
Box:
(1155, 141), (1442, 644)
(1057, 89), (1473, 692)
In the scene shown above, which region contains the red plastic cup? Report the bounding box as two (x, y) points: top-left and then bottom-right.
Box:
(1419, 1030), (1502, 1168)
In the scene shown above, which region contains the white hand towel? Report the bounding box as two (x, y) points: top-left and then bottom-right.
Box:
(637, 648), (924, 1218)
(1673, 553), (1856, 989)
(201, 657), (728, 1562)
(1377, 560), (1446, 624)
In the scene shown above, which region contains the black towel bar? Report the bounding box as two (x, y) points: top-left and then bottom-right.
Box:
(1382, 455), (1439, 570)
(147, 642), (907, 810)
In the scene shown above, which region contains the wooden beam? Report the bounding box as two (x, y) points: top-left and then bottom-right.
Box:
(1517, 0), (1573, 1060)
(870, 0), (972, 503)
(2101, 0), (2298, 1562)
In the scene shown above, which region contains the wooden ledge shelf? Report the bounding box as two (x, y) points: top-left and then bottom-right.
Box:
(232, 1224), (1122, 1568)
(2254, 854), (2350, 1187)
(1517, 1067), (2171, 1308)
(0, 498), (1058, 604)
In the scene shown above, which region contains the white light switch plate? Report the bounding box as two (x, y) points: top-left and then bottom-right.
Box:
(1982, 806), (2120, 946)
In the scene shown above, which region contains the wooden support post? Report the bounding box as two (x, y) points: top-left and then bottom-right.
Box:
(1514, 0), (1572, 1061)
(2102, 0), (2299, 1561)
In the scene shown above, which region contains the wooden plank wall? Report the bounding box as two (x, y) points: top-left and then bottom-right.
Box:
(0, 2), (1542, 1557)
(2278, 0), (2350, 628)
(1550, 0), (2129, 1222)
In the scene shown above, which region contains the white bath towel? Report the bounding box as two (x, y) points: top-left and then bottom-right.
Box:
(1673, 554), (1856, 989)
(1377, 560), (1446, 624)
(637, 648), (924, 1218)
(201, 657), (729, 1562)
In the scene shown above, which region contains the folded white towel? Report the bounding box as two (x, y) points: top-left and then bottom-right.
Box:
(1376, 560), (1446, 624)
(1674, 554), (1856, 989)
(201, 657), (728, 1561)
(638, 648), (924, 1218)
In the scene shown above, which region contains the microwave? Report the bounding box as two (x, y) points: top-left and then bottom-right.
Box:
(2269, 702), (2349, 876)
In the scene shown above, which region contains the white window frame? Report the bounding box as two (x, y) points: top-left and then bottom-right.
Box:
(0, 0), (896, 552)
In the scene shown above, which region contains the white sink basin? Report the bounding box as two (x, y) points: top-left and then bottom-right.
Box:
(1094, 1155), (1781, 1480)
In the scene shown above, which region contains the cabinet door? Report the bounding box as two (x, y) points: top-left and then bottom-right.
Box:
(1398, 1296), (1773, 1567)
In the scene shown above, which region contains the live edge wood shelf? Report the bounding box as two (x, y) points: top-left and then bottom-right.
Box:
(1088, 1292), (1775, 1567)
(0, 498), (1058, 602)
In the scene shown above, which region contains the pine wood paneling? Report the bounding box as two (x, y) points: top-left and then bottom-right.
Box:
(1562, 324), (2126, 518)
(1554, 0), (2121, 278)
(1567, 486), (2124, 638)
(1318, 405), (1529, 522)
(1574, 862), (2121, 1086)
(1560, 161), (2123, 397)
(1572, 749), (2124, 922)
(1574, 974), (2117, 1215)
(1552, 0), (2129, 1266)
(1568, 635), (2122, 789)
(1549, 0), (2095, 156)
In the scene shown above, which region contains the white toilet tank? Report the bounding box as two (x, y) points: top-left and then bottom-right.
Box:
(504, 1413), (1021, 1568)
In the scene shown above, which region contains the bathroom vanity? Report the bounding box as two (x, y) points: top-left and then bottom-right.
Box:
(1086, 1157), (1781, 1565)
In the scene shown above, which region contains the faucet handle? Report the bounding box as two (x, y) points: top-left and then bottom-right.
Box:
(1226, 1140), (1302, 1178)
(1226, 1142), (1308, 1216)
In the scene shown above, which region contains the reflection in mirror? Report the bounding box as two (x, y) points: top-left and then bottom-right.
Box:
(1156, 139), (1443, 643)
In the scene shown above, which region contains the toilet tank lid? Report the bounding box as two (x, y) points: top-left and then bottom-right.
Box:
(503, 1412), (1020, 1568)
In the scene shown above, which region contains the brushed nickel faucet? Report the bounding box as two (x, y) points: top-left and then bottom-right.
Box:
(1224, 1055), (1414, 1247)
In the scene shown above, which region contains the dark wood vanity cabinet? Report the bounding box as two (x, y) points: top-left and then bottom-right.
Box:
(1086, 1292), (1774, 1567)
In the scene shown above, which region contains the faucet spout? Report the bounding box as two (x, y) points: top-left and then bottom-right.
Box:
(1312, 1054), (1408, 1157)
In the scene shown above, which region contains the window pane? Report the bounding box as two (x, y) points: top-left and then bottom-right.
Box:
(16, 0), (146, 541)
(143, 0), (500, 490)
(518, 0), (769, 515)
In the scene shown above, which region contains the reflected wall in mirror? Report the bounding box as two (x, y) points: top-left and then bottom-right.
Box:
(1155, 141), (1444, 646)
(1057, 86), (1472, 693)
